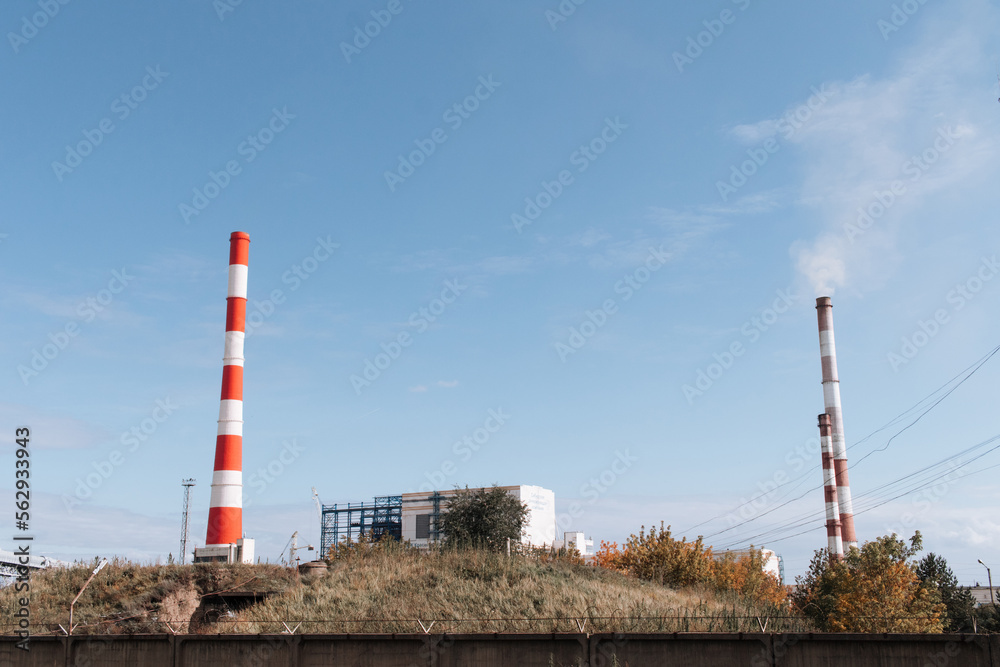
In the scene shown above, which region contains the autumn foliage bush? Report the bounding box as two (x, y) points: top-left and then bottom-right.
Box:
(594, 523), (786, 607)
(791, 532), (947, 633)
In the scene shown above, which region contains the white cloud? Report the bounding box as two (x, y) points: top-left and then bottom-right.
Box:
(13, 492), (318, 564)
(0, 404), (110, 450)
(729, 119), (781, 145)
(762, 3), (1000, 295)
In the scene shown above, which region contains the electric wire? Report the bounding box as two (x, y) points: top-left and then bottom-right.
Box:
(715, 434), (1000, 550)
(681, 344), (1000, 540)
(717, 440), (1000, 549)
(735, 459), (1000, 549)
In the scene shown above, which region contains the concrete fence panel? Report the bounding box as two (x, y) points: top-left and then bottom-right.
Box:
(774, 633), (993, 667)
(0, 631), (997, 666)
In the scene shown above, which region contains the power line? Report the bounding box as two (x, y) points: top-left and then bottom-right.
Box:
(741, 460), (1000, 551)
(682, 344), (1000, 541)
(850, 345), (1000, 468)
(715, 432), (1000, 548)
(716, 435), (1000, 550)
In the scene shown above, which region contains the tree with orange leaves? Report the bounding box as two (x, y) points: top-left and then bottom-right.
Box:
(792, 531), (945, 632)
(593, 524), (786, 607)
(594, 540), (624, 572)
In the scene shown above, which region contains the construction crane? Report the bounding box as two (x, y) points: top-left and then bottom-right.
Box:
(281, 531), (314, 566)
(179, 479), (196, 565)
(312, 487), (322, 521)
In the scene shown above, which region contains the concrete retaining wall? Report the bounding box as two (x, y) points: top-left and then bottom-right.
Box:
(0, 632), (995, 666)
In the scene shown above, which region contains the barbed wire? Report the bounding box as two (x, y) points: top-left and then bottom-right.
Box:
(2, 612), (971, 637)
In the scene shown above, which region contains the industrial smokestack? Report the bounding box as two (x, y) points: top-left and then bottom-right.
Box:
(818, 413), (843, 557)
(815, 297), (857, 550)
(206, 232), (250, 547)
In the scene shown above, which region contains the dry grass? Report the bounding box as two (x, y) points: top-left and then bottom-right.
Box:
(230, 547), (805, 634)
(0, 549), (806, 635)
(0, 557), (296, 634)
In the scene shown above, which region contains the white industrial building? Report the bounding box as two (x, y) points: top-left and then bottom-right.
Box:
(401, 485), (557, 548)
(970, 586), (997, 607)
(320, 484), (600, 556)
(554, 531), (595, 557)
(192, 538), (255, 564)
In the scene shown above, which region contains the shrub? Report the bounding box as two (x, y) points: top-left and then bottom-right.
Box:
(792, 532), (946, 632)
(593, 524), (786, 607)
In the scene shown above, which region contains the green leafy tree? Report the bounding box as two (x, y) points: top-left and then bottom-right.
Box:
(792, 532), (946, 632)
(439, 485), (529, 552)
(916, 552), (976, 631)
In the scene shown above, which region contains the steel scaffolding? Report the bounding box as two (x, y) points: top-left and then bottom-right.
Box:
(320, 495), (402, 557)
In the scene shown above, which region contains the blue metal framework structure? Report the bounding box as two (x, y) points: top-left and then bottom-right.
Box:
(320, 495), (402, 557)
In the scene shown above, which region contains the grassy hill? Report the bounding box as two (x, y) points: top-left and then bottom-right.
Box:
(0, 548), (801, 635)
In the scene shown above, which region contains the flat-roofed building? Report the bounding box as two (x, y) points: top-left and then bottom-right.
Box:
(401, 485), (556, 548)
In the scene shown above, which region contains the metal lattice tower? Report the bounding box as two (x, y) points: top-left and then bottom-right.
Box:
(180, 479), (196, 565)
(320, 495), (402, 557)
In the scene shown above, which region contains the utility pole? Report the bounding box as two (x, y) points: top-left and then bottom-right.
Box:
(180, 479), (196, 565)
(69, 559), (108, 634)
(979, 559), (995, 606)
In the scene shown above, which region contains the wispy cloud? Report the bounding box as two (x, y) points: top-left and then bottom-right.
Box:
(409, 380), (459, 392)
(755, 2), (1000, 295)
(0, 404), (110, 450)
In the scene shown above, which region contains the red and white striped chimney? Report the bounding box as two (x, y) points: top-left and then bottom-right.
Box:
(816, 296), (857, 550)
(818, 413), (843, 557)
(206, 232), (249, 547)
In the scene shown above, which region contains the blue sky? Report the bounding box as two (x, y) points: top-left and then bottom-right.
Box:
(3, 0), (1000, 585)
